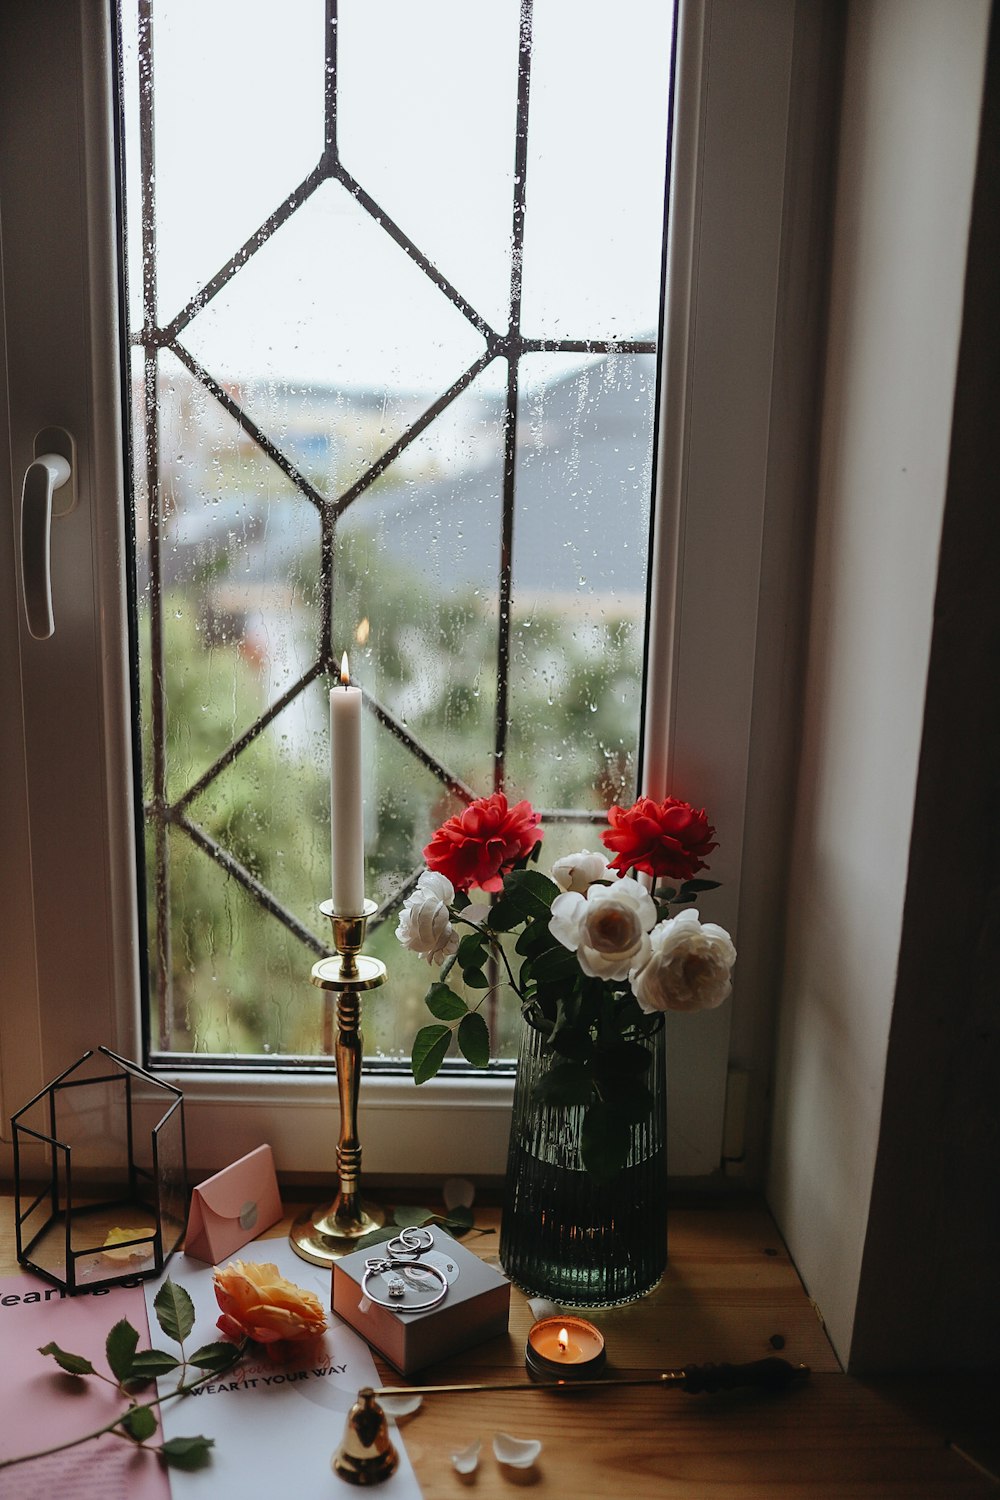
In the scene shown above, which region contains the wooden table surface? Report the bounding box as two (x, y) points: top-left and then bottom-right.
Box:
(2, 1197), (996, 1498)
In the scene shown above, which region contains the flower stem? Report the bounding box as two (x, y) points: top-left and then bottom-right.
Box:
(452, 916), (526, 1003)
(0, 1348), (246, 1471)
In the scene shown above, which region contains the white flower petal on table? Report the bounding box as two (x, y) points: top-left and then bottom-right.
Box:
(451, 1439), (482, 1475)
(493, 1432), (542, 1468)
(378, 1393), (423, 1419)
(442, 1176), (476, 1211)
(527, 1297), (559, 1321)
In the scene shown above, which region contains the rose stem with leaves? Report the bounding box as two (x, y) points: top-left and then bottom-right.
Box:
(0, 1277), (245, 1475)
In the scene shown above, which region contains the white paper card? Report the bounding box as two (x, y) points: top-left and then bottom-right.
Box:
(143, 1239), (422, 1499)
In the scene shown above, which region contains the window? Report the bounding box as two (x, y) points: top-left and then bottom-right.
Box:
(1, 0), (807, 1179)
(122, 0), (671, 1070)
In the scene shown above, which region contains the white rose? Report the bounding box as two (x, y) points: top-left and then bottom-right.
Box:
(551, 849), (613, 894)
(395, 870), (459, 965)
(630, 908), (736, 1013)
(549, 876), (657, 981)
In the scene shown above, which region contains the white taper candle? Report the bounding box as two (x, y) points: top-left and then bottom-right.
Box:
(330, 652), (365, 916)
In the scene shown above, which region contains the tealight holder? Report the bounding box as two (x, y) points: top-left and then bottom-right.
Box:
(290, 899), (387, 1267)
(525, 1315), (607, 1380)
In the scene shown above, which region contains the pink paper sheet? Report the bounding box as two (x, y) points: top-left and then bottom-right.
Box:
(0, 1275), (170, 1500)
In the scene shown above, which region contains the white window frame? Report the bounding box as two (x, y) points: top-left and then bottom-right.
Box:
(0, 0), (811, 1180)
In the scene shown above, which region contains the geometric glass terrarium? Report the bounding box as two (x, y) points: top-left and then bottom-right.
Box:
(12, 1046), (186, 1292)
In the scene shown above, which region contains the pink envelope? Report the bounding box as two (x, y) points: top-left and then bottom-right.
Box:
(184, 1144), (283, 1264)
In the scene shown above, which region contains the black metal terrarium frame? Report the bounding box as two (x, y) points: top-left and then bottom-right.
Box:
(12, 1045), (186, 1293)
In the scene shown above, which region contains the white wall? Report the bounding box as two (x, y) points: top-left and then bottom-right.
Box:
(767, 0), (990, 1365)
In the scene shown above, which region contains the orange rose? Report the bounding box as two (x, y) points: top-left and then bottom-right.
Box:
(213, 1260), (327, 1351)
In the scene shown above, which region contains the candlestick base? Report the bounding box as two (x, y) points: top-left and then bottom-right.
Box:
(290, 896), (387, 1268)
(290, 1199), (386, 1267)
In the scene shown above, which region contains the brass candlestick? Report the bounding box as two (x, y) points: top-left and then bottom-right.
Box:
(290, 898), (387, 1266)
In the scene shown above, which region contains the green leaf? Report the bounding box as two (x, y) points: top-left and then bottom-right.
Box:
(527, 944), (577, 984)
(608, 1081), (656, 1125)
(353, 1225), (397, 1253)
(153, 1278), (195, 1345)
(456, 932), (487, 968)
(392, 1205), (435, 1228)
(106, 1318), (140, 1382)
(188, 1342), (242, 1373)
(486, 896), (521, 932)
(425, 983), (468, 1021)
(129, 1349), (182, 1379)
(678, 879), (721, 895)
(514, 920), (550, 957)
(457, 1011), (491, 1068)
(462, 968), (490, 989)
(580, 1103), (633, 1182)
(121, 1404), (158, 1442)
(38, 1341), (95, 1377)
(533, 1061), (595, 1107)
(161, 1435), (215, 1471)
(500, 868), (560, 918)
(412, 1023), (451, 1084)
(552, 1024), (591, 1062)
(441, 1204), (474, 1236)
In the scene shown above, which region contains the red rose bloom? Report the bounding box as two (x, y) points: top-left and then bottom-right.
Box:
(601, 796), (717, 882)
(423, 793), (542, 893)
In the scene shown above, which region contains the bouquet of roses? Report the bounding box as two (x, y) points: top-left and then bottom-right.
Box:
(396, 790), (736, 1178)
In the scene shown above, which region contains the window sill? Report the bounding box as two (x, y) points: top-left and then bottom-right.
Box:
(164, 1069), (515, 1178)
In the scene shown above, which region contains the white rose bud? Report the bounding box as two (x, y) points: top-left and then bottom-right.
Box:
(551, 849), (613, 894)
(396, 870), (460, 965)
(550, 876), (657, 981)
(630, 908), (736, 1013)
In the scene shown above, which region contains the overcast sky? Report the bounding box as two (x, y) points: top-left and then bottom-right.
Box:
(122, 0), (673, 394)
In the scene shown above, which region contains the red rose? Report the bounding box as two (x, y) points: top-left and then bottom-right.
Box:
(423, 793), (542, 893)
(601, 796), (717, 882)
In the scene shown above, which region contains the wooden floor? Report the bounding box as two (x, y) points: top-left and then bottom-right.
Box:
(2, 1197), (996, 1497)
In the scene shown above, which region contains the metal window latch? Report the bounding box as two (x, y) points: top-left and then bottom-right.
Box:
(20, 426), (76, 640)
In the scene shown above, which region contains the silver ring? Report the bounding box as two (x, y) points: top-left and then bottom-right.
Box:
(385, 1225), (434, 1259)
(361, 1255), (448, 1312)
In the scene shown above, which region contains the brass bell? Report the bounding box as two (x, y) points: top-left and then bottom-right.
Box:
(331, 1387), (399, 1486)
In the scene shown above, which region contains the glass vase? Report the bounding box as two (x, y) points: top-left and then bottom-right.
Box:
(499, 1018), (667, 1307)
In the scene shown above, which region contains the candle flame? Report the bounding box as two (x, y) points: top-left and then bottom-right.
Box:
(355, 617), (370, 646)
(557, 1327), (568, 1354)
(340, 652), (350, 686)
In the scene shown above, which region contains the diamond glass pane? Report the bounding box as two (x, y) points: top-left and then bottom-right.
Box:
(122, 0), (325, 325)
(139, 352), (321, 802)
(519, 0), (673, 337)
(331, 370), (504, 791)
(506, 354), (656, 809)
(337, 0), (521, 332)
(182, 181), (488, 486)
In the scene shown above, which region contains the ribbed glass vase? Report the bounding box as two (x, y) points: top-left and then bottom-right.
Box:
(499, 1018), (667, 1307)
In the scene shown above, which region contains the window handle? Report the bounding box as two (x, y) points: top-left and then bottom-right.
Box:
(20, 429), (75, 640)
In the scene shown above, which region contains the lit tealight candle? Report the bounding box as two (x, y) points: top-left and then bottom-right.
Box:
(525, 1316), (607, 1381)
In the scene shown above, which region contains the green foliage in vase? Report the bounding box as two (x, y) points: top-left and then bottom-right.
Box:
(410, 866), (722, 1181)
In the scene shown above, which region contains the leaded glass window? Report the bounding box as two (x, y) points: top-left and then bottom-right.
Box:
(121, 0), (673, 1066)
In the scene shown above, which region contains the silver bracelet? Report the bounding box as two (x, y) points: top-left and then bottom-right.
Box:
(361, 1252), (448, 1312)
